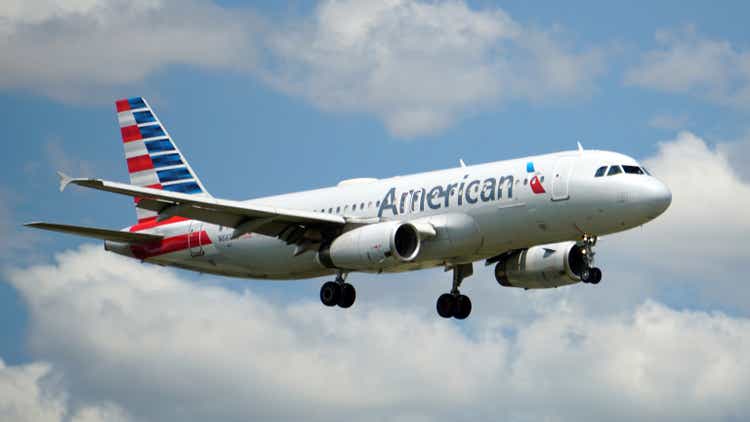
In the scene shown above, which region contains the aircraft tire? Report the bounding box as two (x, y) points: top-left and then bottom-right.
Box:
(590, 267), (602, 284)
(436, 293), (456, 318)
(454, 295), (472, 320)
(320, 281), (341, 307)
(338, 283), (356, 308)
(580, 268), (592, 284)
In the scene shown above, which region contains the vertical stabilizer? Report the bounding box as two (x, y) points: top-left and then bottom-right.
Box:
(115, 97), (210, 222)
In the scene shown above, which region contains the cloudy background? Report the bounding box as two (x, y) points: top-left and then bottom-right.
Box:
(1, 1), (749, 421)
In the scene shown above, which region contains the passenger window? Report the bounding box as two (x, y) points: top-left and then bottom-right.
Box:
(594, 166), (607, 177)
(622, 165), (644, 175)
(607, 165), (622, 176)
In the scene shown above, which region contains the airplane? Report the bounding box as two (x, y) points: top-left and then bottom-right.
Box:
(27, 97), (672, 319)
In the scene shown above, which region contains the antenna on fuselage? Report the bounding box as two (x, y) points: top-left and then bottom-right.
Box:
(577, 142), (584, 153)
(459, 159), (467, 168)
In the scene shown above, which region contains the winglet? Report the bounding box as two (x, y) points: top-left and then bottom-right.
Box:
(57, 171), (73, 192)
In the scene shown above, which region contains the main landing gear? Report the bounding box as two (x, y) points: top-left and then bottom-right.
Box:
(436, 263), (473, 320)
(320, 272), (356, 308)
(579, 235), (603, 285)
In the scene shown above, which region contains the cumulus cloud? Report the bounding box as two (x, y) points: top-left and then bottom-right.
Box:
(601, 131), (750, 312)
(0, 0), (604, 137)
(3, 244), (750, 421)
(264, 0), (605, 137)
(0, 0), (259, 102)
(625, 26), (750, 108)
(0, 358), (129, 422)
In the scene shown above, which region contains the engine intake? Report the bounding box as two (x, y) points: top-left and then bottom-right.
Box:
(319, 222), (420, 271)
(495, 241), (586, 289)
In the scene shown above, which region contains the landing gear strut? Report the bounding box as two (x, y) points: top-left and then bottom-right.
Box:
(320, 272), (356, 308)
(579, 235), (602, 285)
(436, 263), (473, 319)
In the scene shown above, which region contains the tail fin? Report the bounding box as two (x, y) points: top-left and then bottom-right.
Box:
(115, 97), (210, 222)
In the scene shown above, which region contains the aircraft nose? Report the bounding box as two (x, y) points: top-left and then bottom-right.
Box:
(639, 178), (672, 217)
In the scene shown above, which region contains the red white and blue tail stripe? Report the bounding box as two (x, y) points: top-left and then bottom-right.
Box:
(116, 97), (210, 222)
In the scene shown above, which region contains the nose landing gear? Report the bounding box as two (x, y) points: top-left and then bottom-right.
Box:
(320, 272), (356, 308)
(579, 235), (603, 285)
(436, 263), (473, 319)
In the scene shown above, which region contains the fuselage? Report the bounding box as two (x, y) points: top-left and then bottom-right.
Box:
(107, 149), (671, 280)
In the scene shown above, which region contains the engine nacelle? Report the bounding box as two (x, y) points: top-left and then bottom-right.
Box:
(319, 222), (420, 271)
(495, 241), (586, 289)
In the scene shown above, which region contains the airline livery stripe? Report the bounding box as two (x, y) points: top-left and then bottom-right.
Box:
(116, 99), (131, 112)
(139, 124), (166, 139)
(124, 140), (148, 159)
(144, 139), (175, 153)
(162, 181), (202, 194)
(133, 110), (156, 124)
(121, 125), (142, 142)
(130, 216), (188, 232)
(157, 167), (191, 183)
(127, 155), (155, 173)
(118, 111), (136, 128)
(129, 169), (159, 186)
(128, 97), (147, 110)
(151, 153), (183, 168)
(129, 230), (211, 260)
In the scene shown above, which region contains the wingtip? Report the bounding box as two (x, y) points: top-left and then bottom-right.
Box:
(56, 171), (72, 192)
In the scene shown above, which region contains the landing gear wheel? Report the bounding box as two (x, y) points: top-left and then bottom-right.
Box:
(436, 293), (456, 318)
(320, 281), (340, 307)
(589, 267), (602, 285)
(337, 283), (356, 308)
(454, 295), (472, 320)
(580, 268), (592, 284)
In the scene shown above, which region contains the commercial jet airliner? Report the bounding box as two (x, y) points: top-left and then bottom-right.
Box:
(27, 97), (672, 319)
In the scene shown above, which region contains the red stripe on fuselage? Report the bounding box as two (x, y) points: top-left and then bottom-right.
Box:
(121, 125), (142, 142)
(116, 99), (131, 112)
(129, 216), (189, 232)
(127, 154), (154, 173)
(129, 230), (212, 260)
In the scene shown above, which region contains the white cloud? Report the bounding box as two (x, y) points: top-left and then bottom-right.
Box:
(625, 26), (750, 108)
(0, 358), (130, 422)
(0, 0), (258, 102)
(601, 131), (750, 312)
(0, 0), (604, 137)
(4, 244), (750, 421)
(264, 0), (605, 137)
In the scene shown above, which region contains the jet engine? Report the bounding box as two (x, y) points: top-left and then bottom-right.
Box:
(495, 241), (587, 289)
(319, 222), (420, 271)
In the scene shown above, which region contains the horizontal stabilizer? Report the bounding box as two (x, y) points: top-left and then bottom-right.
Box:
(25, 222), (162, 243)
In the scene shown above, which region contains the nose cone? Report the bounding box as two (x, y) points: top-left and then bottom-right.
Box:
(640, 179), (672, 218)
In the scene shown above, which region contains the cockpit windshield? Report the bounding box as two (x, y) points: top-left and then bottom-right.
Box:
(595, 164), (650, 177)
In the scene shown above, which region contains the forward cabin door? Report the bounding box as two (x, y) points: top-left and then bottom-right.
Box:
(551, 158), (574, 201)
(188, 221), (204, 257)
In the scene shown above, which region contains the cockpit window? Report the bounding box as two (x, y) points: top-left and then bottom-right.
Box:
(642, 167), (652, 176)
(622, 165), (644, 175)
(594, 166), (607, 177)
(607, 165), (622, 176)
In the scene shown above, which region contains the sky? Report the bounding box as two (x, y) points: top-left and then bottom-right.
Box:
(1, 0), (750, 420)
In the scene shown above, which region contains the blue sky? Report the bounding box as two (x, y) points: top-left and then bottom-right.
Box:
(1, 1), (750, 421)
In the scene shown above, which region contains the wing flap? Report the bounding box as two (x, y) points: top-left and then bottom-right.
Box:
(25, 222), (163, 243)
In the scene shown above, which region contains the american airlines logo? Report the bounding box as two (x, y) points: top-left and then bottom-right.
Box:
(527, 162), (546, 194)
(378, 174), (516, 217)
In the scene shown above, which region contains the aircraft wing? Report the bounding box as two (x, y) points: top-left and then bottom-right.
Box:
(25, 222), (163, 243)
(58, 172), (347, 241)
